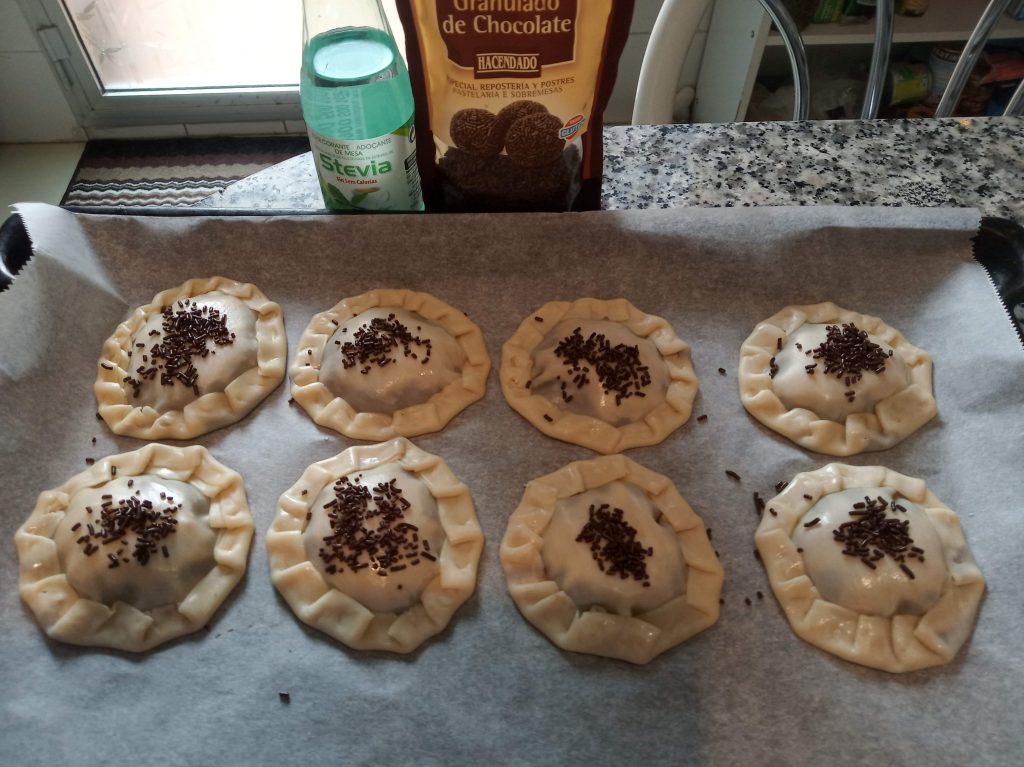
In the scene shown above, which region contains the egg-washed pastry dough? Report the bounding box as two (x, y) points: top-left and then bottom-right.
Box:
(290, 289), (490, 441)
(755, 463), (984, 673)
(266, 438), (483, 653)
(95, 276), (286, 440)
(14, 444), (254, 652)
(501, 454), (722, 664)
(500, 298), (699, 454)
(738, 302), (935, 456)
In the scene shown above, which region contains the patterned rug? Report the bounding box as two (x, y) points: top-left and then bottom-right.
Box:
(61, 136), (311, 208)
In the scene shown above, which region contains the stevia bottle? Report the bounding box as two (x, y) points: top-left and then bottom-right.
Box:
(301, 0), (423, 211)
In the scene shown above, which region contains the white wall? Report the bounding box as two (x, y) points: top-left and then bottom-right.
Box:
(0, 1), (84, 142)
(0, 0), (709, 142)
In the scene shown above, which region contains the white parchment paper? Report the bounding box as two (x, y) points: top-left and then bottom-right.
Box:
(1, 204), (1022, 766)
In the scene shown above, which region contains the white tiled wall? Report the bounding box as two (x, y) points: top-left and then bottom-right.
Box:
(0, 0), (706, 142)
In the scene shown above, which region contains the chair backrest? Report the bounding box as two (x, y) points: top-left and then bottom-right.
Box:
(633, 0), (1024, 124)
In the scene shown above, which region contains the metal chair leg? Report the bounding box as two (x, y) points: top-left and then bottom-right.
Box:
(935, 0), (1014, 118)
(1005, 77), (1024, 116)
(757, 0), (810, 121)
(861, 0), (894, 119)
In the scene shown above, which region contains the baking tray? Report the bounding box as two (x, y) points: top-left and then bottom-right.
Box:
(3, 205), (1022, 767)
(3, 208), (1024, 351)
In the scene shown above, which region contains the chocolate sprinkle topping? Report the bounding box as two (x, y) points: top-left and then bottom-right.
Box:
(316, 475), (431, 577)
(725, 470), (741, 481)
(73, 491), (180, 567)
(697, 414), (708, 423)
(553, 326), (651, 406)
(124, 299), (235, 398)
(338, 314), (433, 373)
(576, 503), (652, 586)
(831, 494), (923, 576)
(807, 323), (892, 402)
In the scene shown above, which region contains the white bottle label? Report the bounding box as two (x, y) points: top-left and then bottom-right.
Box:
(309, 120), (423, 211)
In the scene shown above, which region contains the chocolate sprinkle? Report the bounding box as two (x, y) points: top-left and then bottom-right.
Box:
(553, 326), (651, 406)
(807, 323), (892, 402)
(697, 414), (708, 423)
(124, 299), (235, 398)
(278, 692), (291, 703)
(338, 314), (433, 373)
(717, 367), (726, 376)
(725, 470), (741, 481)
(74, 491), (180, 567)
(316, 475), (431, 577)
(831, 494), (923, 577)
(576, 503), (652, 586)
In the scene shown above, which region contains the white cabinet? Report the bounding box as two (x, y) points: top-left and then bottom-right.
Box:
(694, 0), (1024, 122)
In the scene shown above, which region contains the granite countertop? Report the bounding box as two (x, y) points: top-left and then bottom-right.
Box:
(200, 117), (1024, 225)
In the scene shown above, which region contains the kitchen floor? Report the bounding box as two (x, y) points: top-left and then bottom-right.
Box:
(0, 143), (85, 216)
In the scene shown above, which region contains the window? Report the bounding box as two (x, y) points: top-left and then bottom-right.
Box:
(14, 0), (403, 129)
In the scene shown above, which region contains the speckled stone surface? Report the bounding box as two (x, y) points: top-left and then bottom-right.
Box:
(200, 117), (1024, 224)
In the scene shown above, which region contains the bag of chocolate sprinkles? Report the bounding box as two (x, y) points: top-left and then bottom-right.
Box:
(396, 0), (634, 212)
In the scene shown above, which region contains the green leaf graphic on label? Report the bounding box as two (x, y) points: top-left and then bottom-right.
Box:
(324, 182), (359, 210)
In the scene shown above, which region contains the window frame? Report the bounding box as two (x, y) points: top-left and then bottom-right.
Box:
(15, 0), (303, 129)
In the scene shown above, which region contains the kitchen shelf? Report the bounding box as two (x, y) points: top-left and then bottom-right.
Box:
(766, 5), (1024, 46)
(695, 0), (1024, 123)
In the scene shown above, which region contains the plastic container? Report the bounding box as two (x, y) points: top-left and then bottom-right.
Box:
(885, 62), (932, 106)
(301, 0), (423, 211)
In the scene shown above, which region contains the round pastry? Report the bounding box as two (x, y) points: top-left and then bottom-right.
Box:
(14, 444), (254, 652)
(755, 463), (984, 673)
(504, 112), (565, 167)
(290, 289), (490, 441)
(266, 438), (484, 653)
(450, 108), (501, 156)
(500, 298), (699, 454)
(738, 302), (936, 456)
(95, 276), (287, 440)
(500, 454), (723, 664)
(490, 99), (549, 150)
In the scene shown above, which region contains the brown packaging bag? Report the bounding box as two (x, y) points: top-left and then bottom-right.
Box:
(396, 1), (634, 212)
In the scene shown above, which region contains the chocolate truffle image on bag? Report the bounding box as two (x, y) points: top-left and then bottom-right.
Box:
(397, 1), (634, 212)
